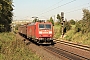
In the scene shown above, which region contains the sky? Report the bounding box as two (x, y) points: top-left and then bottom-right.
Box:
(13, 0), (90, 21)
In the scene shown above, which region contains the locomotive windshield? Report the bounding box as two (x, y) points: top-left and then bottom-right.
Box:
(39, 24), (44, 29)
(45, 24), (51, 29)
(39, 24), (51, 29)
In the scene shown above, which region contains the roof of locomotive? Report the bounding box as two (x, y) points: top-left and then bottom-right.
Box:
(27, 22), (35, 26)
(27, 22), (52, 26)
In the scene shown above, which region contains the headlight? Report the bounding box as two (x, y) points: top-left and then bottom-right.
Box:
(49, 31), (52, 34)
(39, 31), (42, 34)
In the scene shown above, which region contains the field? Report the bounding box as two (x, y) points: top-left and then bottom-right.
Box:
(0, 32), (40, 60)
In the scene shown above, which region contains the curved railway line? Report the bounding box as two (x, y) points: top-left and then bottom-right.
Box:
(55, 40), (90, 51)
(18, 33), (90, 60)
(42, 39), (90, 60)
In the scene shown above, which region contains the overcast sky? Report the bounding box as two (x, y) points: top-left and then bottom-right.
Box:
(13, 0), (90, 20)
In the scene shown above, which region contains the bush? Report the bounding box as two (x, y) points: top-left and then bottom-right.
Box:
(0, 32), (40, 60)
(75, 22), (81, 32)
(69, 19), (75, 25)
(65, 21), (71, 31)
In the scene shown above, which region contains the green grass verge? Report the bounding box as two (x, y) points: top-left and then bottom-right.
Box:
(64, 25), (90, 46)
(54, 24), (61, 39)
(54, 24), (90, 46)
(0, 32), (40, 60)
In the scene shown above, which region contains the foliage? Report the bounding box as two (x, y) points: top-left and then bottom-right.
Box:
(75, 9), (90, 34)
(0, 32), (40, 60)
(49, 17), (54, 26)
(54, 23), (90, 46)
(65, 28), (90, 46)
(54, 21), (60, 25)
(57, 14), (61, 23)
(69, 19), (75, 25)
(75, 20), (81, 32)
(54, 9), (90, 46)
(54, 24), (61, 39)
(64, 20), (71, 31)
(0, 0), (13, 32)
(0, 24), (4, 32)
(65, 30), (75, 41)
(33, 18), (38, 22)
(81, 9), (90, 33)
(15, 24), (21, 30)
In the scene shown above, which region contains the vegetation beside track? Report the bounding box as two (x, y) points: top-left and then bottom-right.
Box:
(54, 24), (61, 39)
(0, 32), (40, 60)
(54, 9), (90, 46)
(65, 27), (90, 46)
(54, 24), (90, 46)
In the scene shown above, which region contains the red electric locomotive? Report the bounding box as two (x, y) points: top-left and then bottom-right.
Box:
(18, 21), (54, 44)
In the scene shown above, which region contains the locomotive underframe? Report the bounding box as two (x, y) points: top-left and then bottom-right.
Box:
(37, 37), (53, 44)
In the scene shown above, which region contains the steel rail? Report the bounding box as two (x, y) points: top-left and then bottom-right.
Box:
(55, 39), (90, 51)
(44, 46), (90, 60)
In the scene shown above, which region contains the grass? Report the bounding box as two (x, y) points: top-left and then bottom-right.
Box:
(64, 25), (90, 46)
(54, 24), (61, 39)
(70, 32), (90, 46)
(54, 24), (90, 46)
(0, 32), (40, 60)
(65, 30), (75, 41)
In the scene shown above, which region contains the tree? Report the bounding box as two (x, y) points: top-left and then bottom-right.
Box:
(69, 19), (75, 25)
(64, 20), (71, 31)
(81, 9), (90, 33)
(33, 18), (38, 22)
(49, 17), (54, 26)
(75, 9), (90, 33)
(75, 20), (81, 32)
(0, 0), (13, 32)
(57, 14), (61, 23)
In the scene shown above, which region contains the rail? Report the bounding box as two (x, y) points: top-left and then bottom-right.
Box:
(55, 39), (90, 51)
(44, 46), (90, 60)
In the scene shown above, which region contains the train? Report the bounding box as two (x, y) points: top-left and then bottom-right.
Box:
(18, 21), (54, 44)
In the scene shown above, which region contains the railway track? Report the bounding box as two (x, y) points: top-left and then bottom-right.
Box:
(42, 39), (90, 60)
(44, 46), (89, 60)
(19, 34), (90, 60)
(55, 40), (90, 51)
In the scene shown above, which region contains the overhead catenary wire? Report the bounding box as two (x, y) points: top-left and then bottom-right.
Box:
(38, 0), (77, 16)
(65, 2), (90, 14)
(65, 6), (90, 14)
(45, 0), (64, 10)
(36, 0), (90, 20)
(35, 0), (64, 16)
(63, 6), (90, 20)
(44, 2), (90, 20)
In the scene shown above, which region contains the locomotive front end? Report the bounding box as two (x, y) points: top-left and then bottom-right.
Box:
(38, 23), (53, 44)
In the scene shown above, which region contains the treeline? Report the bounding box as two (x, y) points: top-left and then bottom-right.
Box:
(0, 0), (13, 32)
(63, 9), (90, 34)
(47, 13), (71, 33)
(48, 9), (90, 34)
(75, 9), (90, 34)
